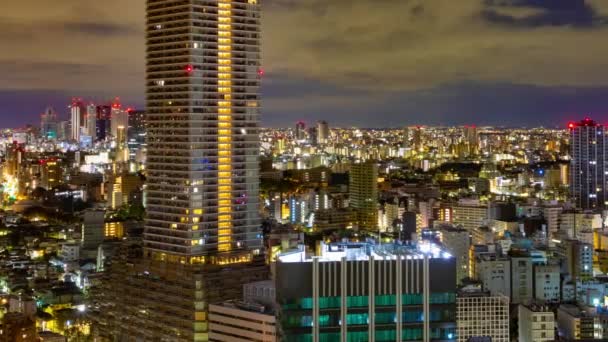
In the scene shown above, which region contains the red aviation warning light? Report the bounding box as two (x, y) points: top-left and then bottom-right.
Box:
(185, 64), (194, 73)
(568, 122), (575, 129)
(258, 68), (265, 77)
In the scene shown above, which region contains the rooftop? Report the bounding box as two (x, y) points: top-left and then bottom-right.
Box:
(278, 241), (452, 263)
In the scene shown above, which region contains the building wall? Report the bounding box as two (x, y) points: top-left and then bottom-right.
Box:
(456, 294), (509, 342)
(208, 303), (276, 342)
(276, 257), (457, 341)
(518, 305), (555, 342)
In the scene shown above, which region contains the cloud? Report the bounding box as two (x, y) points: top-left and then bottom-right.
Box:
(263, 0), (608, 91)
(2, 0), (608, 127)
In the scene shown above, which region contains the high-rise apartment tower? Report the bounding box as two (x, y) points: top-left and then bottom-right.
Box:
(145, 0), (262, 261)
(569, 118), (607, 210)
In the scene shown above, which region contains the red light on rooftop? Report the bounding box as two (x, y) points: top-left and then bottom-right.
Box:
(568, 122), (575, 129)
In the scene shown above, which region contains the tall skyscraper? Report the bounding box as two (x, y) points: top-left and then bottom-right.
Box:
(145, 0), (262, 260)
(96, 105), (111, 141)
(569, 118), (607, 210)
(349, 162), (378, 229)
(70, 99), (85, 142)
(85, 104), (97, 140)
(110, 99), (128, 139)
(127, 110), (146, 161)
(463, 125), (479, 156)
(40, 107), (58, 139)
(295, 120), (306, 140)
(317, 120), (329, 144)
(90, 1), (266, 340)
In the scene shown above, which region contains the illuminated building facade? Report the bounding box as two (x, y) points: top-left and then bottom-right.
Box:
(349, 162), (378, 229)
(569, 118), (607, 210)
(70, 99), (85, 142)
(145, 0), (262, 261)
(40, 107), (58, 140)
(91, 1), (266, 341)
(276, 242), (457, 341)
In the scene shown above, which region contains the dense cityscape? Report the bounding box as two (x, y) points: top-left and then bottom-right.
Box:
(1, 0), (608, 342)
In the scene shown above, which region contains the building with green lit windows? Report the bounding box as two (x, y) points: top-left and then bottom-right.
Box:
(276, 241), (457, 342)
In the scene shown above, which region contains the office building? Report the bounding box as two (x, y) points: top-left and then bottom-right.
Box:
(85, 103), (97, 140)
(456, 287), (509, 342)
(477, 257), (510, 297)
(533, 264), (560, 303)
(70, 99), (85, 142)
(127, 110), (146, 161)
(518, 303), (555, 342)
(96, 105), (112, 141)
(349, 162), (378, 229)
(295, 121), (306, 140)
(40, 107), (58, 139)
(209, 301), (276, 342)
(511, 256), (533, 304)
(440, 225), (470, 285)
(557, 304), (603, 340)
(317, 120), (329, 144)
(276, 241), (457, 342)
(569, 118), (607, 209)
(452, 200), (487, 232)
(561, 239), (593, 281)
(110, 99), (128, 139)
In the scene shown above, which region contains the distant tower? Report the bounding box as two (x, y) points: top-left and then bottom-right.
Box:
(295, 121), (306, 140)
(463, 125), (479, 156)
(85, 104), (97, 140)
(402, 126), (409, 149)
(412, 126), (423, 152)
(40, 107), (58, 139)
(127, 110), (146, 161)
(570, 118), (607, 209)
(96, 105), (112, 141)
(349, 162), (379, 229)
(70, 99), (85, 142)
(110, 98), (128, 139)
(317, 120), (329, 144)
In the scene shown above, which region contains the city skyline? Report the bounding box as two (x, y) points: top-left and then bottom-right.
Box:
(2, 0), (608, 127)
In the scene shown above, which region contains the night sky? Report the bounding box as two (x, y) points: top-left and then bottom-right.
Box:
(2, 0), (608, 128)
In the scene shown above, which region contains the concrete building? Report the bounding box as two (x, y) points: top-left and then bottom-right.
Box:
(518, 303), (555, 342)
(477, 257), (510, 298)
(349, 162), (378, 229)
(533, 263), (560, 303)
(452, 200), (487, 232)
(456, 286), (509, 342)
(208, 301), (276, 342)
(439, 224), (470, 285)
(560, 239), (594, 281)
(82, 210), (105, 250)
(276, 241), (457, 342)
(511, 256), (533, 304)
(316, 120), (329, 145)
(557, 304), (603, 340)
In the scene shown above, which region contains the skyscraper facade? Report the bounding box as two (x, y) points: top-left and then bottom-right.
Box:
(317, 120), (329, 144)
(349, 162), (378, 229)
(569, 118), (607, 210)
(91, 1), (266, 340)
(145, 0), (262, 261)
(70, 99), (85, 142)
(40, 107), (58, 140)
